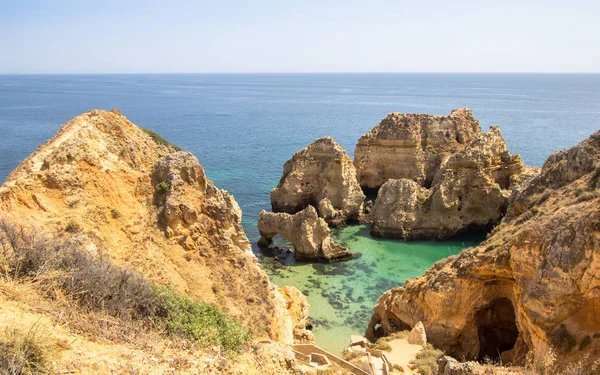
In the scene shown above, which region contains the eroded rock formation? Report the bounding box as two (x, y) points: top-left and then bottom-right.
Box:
(257, 206), (353, 262)
(0, 109), (294, 344)
(354, 108), (482, 189)
(372, 127), (527, 239)
(279, 285), (315, 344)
(271, 136), (365, 225)
(367, 130), (600, 368)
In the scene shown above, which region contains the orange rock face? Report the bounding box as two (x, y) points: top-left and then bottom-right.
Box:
(354, 108), (482, 189)
(0, 109), (294, 344)
(367, 130), (600, 368)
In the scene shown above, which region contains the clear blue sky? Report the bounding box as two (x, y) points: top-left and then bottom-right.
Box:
(1, 0), (599, 73)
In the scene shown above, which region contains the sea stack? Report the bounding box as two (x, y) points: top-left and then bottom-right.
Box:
(257, 206), (353, 262)
(371, 126), (528, 239)
(354, 108), (482, 190)
(271, 136), (365, 226)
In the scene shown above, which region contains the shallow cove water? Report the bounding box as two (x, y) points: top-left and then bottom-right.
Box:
(258, 225), (485, 353)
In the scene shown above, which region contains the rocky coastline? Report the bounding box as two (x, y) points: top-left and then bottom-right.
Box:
(1, 107), (598, 374)
(366, 129), (600, 369)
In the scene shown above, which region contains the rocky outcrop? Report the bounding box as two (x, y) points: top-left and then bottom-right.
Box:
(280, 286), (315, 344)
(407, 321), (427, 346)
(372, 126), (527, 239)
(367, 130), (600, 369)
(354, 108), (482, 189)
(257, 206), (353, 262)
(0, 109), (294, 344)
(271, 137), (365, 225)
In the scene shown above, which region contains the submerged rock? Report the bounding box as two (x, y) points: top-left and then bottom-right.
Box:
(372, 126), (528, 239)
(367, 129), (600, 368)
(257, 206), (353, 262)
(354, 108), (481, 189)
(271, 136), (365, 225)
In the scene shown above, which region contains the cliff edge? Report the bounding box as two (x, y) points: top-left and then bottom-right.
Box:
(366, 129), (600, 368)
(0, 109), (294, 344)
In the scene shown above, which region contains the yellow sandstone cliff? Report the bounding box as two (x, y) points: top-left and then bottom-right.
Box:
(367, 129), (600, 370)
(0, 109), (294, 344)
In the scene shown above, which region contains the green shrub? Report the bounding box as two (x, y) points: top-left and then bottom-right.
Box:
(417, 190), (430, 205)
(156, 181), (171, 193)
(110, 208), (121, 219)
(141, 128), (182, 151)
(0, 324), (53, 375)
(577, 191), (599, 203)
(64, 220), (80, 233)
(372, 340), (392, 351)
(371, 330), (410, 351)
(409, 344), (444, 375)
(550, 324), (577, 353)
(152, 286), (250, 352)
(579, 335), (592, 351)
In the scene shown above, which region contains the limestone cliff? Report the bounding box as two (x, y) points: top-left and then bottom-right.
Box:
(257, 206), (353, 262)
(366, 130), (600, 368)
(271, 136), (365, 225)
(280, 285), (315, 344)
(372, 126), (526, 239)
(0, 109), (294, 344)
(354, 108), (481, 189)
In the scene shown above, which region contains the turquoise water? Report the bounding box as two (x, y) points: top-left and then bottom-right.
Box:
(260, 225), (485, 353)
(1, 73), (599, 353)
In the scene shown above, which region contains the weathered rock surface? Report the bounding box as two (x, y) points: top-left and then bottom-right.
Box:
(407, 321), (427, 346)
(257, 206), (353, 262)
(271, 136), (365, 225)
(0, 109), (294, 344)
(280, 285), (315, 344)
(354, 108), (482, 189)
(372, 126), (527, 239)
(367, 130), (600, 368)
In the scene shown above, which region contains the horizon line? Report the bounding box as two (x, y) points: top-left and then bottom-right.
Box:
(1, 71), (600, 75)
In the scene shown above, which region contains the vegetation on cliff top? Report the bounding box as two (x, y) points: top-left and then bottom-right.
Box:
(141, 127), (183, 151)
(0, 218), (250, 354)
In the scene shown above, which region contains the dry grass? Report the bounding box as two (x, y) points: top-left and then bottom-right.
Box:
(460, 348), (600, 375)
(372, 340), (392, 351)
(371, 330), (410, 351)
(523, 348), (600, 375)
(0, 322), (55, 375)
(409, 343), (444, 375)
(0, 218), (250, 353)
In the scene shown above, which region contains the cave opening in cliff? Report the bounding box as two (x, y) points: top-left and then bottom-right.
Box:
(361, 186), (380, 202)
(475, 298), (519, 361)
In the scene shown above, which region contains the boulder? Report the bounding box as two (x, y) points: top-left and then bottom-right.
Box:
(271, 136), (365, 225)
(257, 206), (353, 262)
(407, 321), (427, 346)
(354, 108), (481, 189)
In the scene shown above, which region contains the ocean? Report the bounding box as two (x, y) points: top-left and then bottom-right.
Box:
(1, 73), (599, 352)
